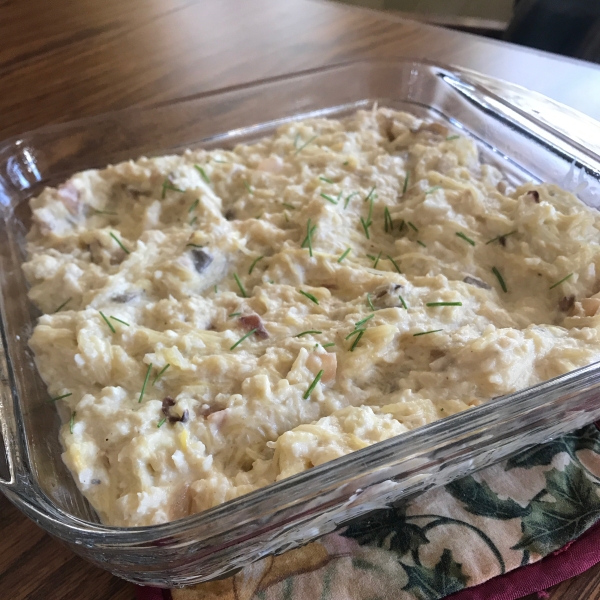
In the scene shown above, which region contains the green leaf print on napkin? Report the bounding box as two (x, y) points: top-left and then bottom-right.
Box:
(403, 549), (468, 600)
(513, 460), (600, 555)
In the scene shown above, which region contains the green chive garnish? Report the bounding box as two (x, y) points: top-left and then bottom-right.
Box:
(492, 267), (508, 293)
(299, 290), (319, 304)
(364, 186), (376, 203)
(387, 255), (402, 274)
(110, 316), (130, 326)
(248, 255), (264, 275)
(282, 202), (295, 210)
(486, 230), (517, 245)
(456, 232), (475, 246)
(402, 173), (410, 195)
(384, 207), (393, 233)
(186, 243), (203, 248)
(373, 251), (382, 269)
(367, 293), (375, 311)
(303, 369), (324, 399)
(301, 223), (317, 250)
(425, 186), (441, 195)
(229, 312), (241, 318)
(413, 329), (443, 337)
(233, 273), (247, 298)
(345, 328), (366, 341)
(152, 364), (170, 385)
(244, 181), (253, 194)
(408, 222), (418, 232)
(293, 133), (300, 149)
(360, 217), (371, 239)
(426, 302), (463, 307)
(54, 298), (72, 313)
(194, 165), (211, 184)
(355, 314), (374, 328)
(48, 392), (72, 403)
(189, 216), (197, 226)
(157, 417), (167, 428)
(214, 285), (218, 293)
(320, 193), (338, 205)
(417, 240), (427, 248)
(230, 328), (257, 350)
(338, 248), (351, 263)
(188, 198), (199, 213)
(99, 311), (116, 333)
(69, 411), (76, 434)
(549, 273), (574, 290)
(306, 219), (314, 257)
(319, 176), (334, 184)
(296, 330), (322, 337)
(161, 180), (185, 199)
(343, 160), (349, 166)
(322, 342), (336, 348)
(344, 192), (359, 209)
(93, 209), (118, 216)
(398, 295), (408, 310)
(350, 330), (365, 351)
(139, 363), (153, 403)
(446, 135), (460, 141)
(110, 232), (130, 254)
(398, 220), (406, 233)
(294, 135), (317, 155)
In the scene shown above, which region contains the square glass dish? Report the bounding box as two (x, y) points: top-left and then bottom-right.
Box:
(2, 59), (600, 587)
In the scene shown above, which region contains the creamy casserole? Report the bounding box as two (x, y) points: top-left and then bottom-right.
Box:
(23, 107), (600, 526)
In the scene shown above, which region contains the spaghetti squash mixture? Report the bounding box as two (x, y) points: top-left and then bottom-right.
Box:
(23, 107), (600, 526)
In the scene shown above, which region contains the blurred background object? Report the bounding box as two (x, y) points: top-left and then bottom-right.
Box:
(333, 0), (600, 62)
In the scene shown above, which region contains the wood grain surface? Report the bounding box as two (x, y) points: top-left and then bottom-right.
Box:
(2, 0), (600, 597)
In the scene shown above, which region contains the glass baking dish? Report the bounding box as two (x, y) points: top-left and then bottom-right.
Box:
(2, 59), (600, 588)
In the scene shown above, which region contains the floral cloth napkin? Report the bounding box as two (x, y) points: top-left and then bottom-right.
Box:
(139, 424), (600, 600)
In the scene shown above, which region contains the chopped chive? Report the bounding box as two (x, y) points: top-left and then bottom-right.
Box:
(345, 328), (365, 341)
(402, 173), (409, 195)
(367, 293), (375, 311)
(157, 417), (167, 428)
(303, 369), (324, 399)
(344, 192), (359, 209)
(243, 180), (253, 194)
(186, 243), (203, 248)
(152, 364), (170, 385)
(426, 302), (463, 307)
(306, 219), (314, 257)
(284, 213), (289, 222)
(425, 186), (442, 195)
(54, 297), (72, 313)
(188, 198), (199, 213)
(296, 330), (322, 337)
(230, 328), (257, 351)
(319, 176), (334, 184)
(408, 221), (418, 232)
(366, 254), (376, 261)
(69, 411), (76, 434)
(282, 202), (296, 210)
(189, 216), (197, 226)
(214, 285), (218, 293)
(446, 135), (460, 141)
(350, 329), (365, 351)
(294, 135), (317, 155)
(301, 223), (317, 250)
(320, 193), (338, 205)
(413, 329), (443, 337)
(299, 290), (319, 304)
(110, 316), (130, 326)
(337, 248), (351, 263)
(139, 363), (153, 402)
(322, 342), (336, 348)
(417, 240), (427, 248)
(456, 232), (475, 246)
(229, 312), (241, 318)
(293, 133), (301, 149)
(549, 273), (574, 290)
(233, 273), (247, 298)
(384, 207), (393, 233)
(161, 180), (185, 199)
(93, 209), (118, 216)
(373, 251), (382, 269)
(248, 255), (264, 275)
(486, 230), (517, 245)
(366, 196), (374, 225)
(360, 217), (371, 239)
(194, 165), (211, 184)
(110, 232), (130, 254)
(398, 295), (408, 310)
(387, 255), (402, 274)
(364, 186), (376, 203)
(48, 392), (72, 403)
(398, 220), (406, 233)
(343, 160), (349, 166)
(355, 314), (374, 328)
(99, 311), (116, 333)
(492, 267), (508, 293)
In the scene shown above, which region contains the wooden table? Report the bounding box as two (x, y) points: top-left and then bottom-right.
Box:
(2, 0), (600, 597)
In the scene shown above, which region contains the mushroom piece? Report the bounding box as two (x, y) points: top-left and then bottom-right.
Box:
(190, 249), (213, 274)
(527, 190), (540, 203)
(239, 314), (269, 339)
(463, 276), (491, 291)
